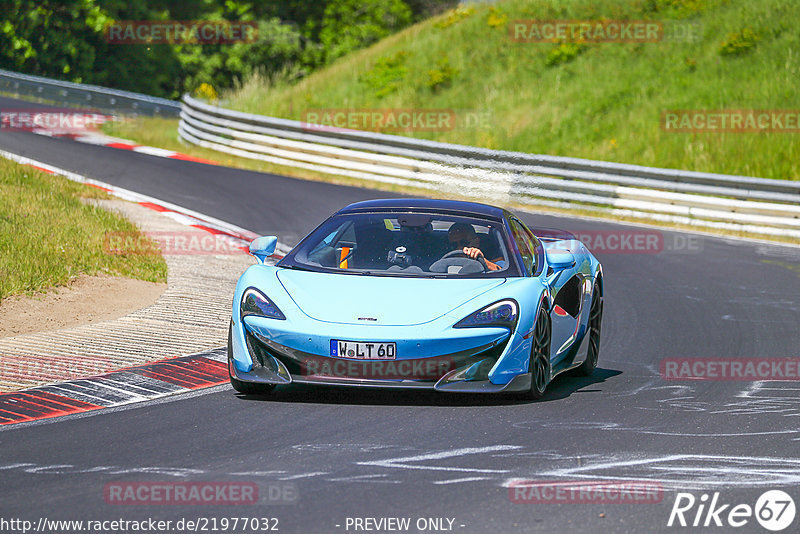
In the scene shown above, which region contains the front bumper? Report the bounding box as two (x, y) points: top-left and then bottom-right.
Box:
(229, 316), (532, 394)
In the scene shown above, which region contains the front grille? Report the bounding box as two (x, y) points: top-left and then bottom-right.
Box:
(244, 328), (510, 382)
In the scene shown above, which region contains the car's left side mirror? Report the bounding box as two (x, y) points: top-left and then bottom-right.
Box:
(249, 236), (278, 263)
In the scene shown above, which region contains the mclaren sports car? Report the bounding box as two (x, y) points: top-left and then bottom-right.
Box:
(228, 199), (603, 398)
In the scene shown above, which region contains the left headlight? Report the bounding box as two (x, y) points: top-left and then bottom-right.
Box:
(454, 299), (518, 329)
(240, 287), (286, 320)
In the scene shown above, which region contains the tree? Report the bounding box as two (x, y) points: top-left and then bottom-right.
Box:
(319, 0), (413, 63)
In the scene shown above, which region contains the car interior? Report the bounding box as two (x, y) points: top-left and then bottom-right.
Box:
(305, 215), (509, 275)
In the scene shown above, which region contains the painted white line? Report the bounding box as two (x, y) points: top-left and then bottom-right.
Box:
(229, 471), (287, 476)
(278, 472), (330, 480)
(106, 466), (205, 477)
(558, 454), (701, 473)
(326, 474), (400, 483)
(533, 454), (800, 489)
(432, 476), (490, 485)
(0, 463), (35, 470)
(357, 445), (522, 474)
(132, 146), (178, 158)
(637, 429), (798, 437)
(24, 464), (74, 474)
(72, 134), (132, 146)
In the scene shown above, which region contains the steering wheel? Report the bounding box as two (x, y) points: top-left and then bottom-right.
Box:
(440, 249), (488, 271)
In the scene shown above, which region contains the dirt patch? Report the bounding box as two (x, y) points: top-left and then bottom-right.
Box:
(0, 274), (166, 338)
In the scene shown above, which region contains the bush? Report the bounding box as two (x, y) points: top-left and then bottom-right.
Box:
(644, 0), (716, 16)
(359, 50), (410, 98)
(319, 0), (413, 62)
(486, 7), (508, 29)
(426, 54), (458, 91)
(434, 5), (474, 29)
(719, 28), (759, 56)
(193, 83), (218, 102)
(545, 42), (587, 67)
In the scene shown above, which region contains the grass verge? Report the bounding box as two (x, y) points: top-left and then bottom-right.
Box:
(0, 157), (167, 301)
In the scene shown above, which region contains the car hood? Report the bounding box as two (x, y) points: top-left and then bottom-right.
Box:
(276, 269), (506, 326)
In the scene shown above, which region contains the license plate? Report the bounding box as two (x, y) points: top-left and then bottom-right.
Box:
(330, 340), (396, 360)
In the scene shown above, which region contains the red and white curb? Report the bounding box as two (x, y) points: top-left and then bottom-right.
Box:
(0, 147), (291, 258)
(32, 130), (218, 165)
(0, 349), (229, 426)
(0, 148), (295, 425)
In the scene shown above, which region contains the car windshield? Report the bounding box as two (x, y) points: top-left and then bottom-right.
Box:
(279, 212), (521, 277)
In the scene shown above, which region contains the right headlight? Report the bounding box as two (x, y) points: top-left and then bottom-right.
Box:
(453, 299), (518, 329)
(240, 287), (285, 320)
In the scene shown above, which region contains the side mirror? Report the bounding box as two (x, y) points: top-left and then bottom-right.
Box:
(249, 236), (278, 264)
(546, 248), (575, 270)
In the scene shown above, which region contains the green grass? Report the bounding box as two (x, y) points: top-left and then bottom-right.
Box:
(0, 158), (167, 301)
(216, 0), (799, 180)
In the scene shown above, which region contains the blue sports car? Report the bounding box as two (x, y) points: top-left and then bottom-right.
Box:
(228, 199), (603, 399)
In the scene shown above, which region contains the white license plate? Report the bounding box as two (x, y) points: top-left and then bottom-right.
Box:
(330, 340), (396, 360)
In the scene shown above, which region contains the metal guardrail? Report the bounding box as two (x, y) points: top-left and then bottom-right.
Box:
(179, 95), (800, 238)
(0, 67), (795, 238)
(0, 68), (180, 117)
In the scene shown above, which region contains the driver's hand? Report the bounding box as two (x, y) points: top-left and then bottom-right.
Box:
(462, 247), (484, 260)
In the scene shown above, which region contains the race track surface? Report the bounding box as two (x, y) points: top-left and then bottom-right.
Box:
(1, 97), (799, 533)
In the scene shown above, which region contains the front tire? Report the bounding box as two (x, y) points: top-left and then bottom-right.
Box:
(228, 322), (276, 395)
(574, 284), (603, 376)
(523, 305), (551, 400)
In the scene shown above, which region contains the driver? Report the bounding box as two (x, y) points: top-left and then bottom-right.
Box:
(447, 223), (503, 271)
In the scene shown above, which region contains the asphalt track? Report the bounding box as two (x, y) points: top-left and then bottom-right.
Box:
(1, 96), (800, 533)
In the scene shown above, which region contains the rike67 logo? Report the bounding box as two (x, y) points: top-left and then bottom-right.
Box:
(668, 490), (796, 531)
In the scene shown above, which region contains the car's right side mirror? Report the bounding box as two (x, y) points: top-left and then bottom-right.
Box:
(545, 248), (575, 270)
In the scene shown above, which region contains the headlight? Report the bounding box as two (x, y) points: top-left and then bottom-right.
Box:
(240, 288), (285, 320)
(454, 299), (518, 329)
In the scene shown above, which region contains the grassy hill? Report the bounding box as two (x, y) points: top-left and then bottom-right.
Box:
(220, 0), (799, 180)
